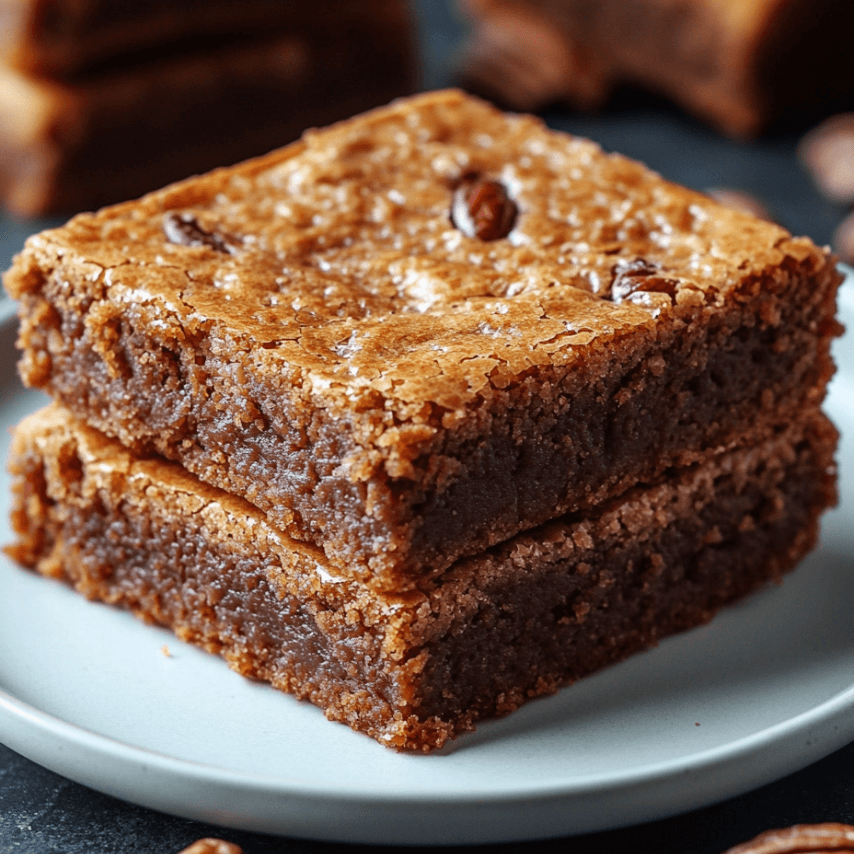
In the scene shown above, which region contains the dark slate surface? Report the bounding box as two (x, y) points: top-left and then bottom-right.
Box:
(1, 738), (854, 854)
(2, 1), (853, 852)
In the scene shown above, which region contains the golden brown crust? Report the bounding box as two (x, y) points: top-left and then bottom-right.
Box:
(6, 88), (813, 366)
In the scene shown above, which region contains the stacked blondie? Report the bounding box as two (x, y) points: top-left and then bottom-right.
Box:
(0, 0), (413, 216)
(4, 90), (842, 750)
(457, 0), (854, 137)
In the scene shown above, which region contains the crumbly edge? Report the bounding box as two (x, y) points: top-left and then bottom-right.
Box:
(6, 403), (839, 751)
(6, 232), (842, 590)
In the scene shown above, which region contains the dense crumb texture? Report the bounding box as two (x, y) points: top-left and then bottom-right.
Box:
(4, 90), (842, 590)
(7, 405), (838, 750)
(457, 0), (854, 137)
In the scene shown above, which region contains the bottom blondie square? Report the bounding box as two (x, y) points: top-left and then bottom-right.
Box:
(7, 404), (838, 751)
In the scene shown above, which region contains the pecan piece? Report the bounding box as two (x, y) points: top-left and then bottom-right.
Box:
(798, 113), (854, 204)
(176, 839), (244, 854)
(163, 212), (239, 254)
(723, 822), (854, 853)
(451, 177), (517, 240)
(609, 258), (678, 304)
(834, 210), (854, 265)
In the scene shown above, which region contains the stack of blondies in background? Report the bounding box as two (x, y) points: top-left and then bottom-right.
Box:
(0, 0), (414, 217)
(456, 0), (854, 138)
(3, 89), (842, 751)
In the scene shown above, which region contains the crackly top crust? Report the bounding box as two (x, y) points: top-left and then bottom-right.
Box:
(4, 88), (829, 421)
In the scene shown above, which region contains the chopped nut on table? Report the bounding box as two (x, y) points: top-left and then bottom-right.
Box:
(833, 212), (854, 266)
(722, 822), (854, 853)
(799, 114), (854, 205)
(798, 114), (854, 264)
(177, 838), (244, 854)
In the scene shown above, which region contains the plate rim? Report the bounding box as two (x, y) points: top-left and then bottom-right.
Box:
(1, 274), (853, 844)
(3, 673), (854, 802)
(3, 675), (854, 844)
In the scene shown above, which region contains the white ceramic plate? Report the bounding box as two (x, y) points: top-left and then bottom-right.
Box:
(1, 277), (853, 846)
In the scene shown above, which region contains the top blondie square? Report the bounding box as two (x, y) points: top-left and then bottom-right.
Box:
(4, 89), (842, 592)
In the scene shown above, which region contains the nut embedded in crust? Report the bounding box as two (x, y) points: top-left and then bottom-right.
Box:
(609, 257), (678, 307)
(163, 212), (240, 254)
(451, 177), (517, 240)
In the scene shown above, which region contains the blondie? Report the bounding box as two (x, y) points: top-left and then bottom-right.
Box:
(458, 0), (854, 136)
(4, 90), (841, 590)
(0, 0), (413, 216)
(0, 0), (399, 75)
